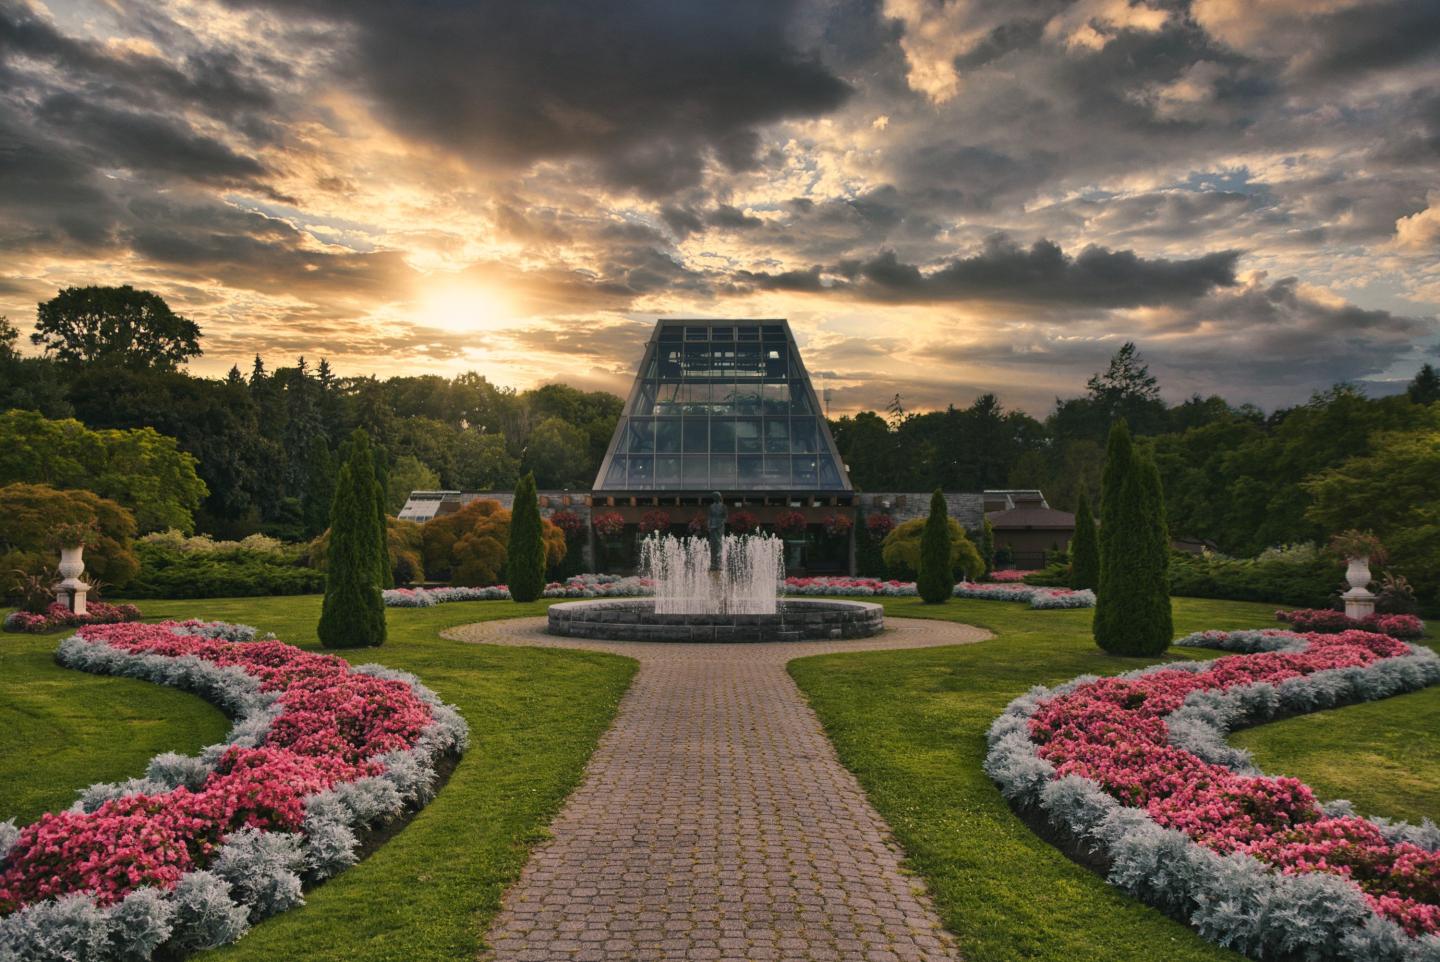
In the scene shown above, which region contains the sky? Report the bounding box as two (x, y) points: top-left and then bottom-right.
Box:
(1, 0), (1438, 415)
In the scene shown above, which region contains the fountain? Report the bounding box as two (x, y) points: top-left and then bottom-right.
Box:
(546, 494), (884, 642)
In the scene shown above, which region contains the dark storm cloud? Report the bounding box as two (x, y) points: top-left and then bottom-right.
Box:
(739, 237), (1240, 308)
(1297, 0), (1440, 78)
(228, 0), (852, 195)
(34, 94), (272, 190)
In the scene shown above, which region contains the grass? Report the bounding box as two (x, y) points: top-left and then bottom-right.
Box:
(0, 596), (636, 962)
(788, 596), (1440, 962)
(2, 592), (1436, 962)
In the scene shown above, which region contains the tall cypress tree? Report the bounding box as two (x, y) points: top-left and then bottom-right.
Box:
(318, 429), (386, 648)
(301, 436), (335, 539)
(979, 517), (996, 578)
(1094, 421), (1169, 655)
(507, 472), (546, 602)
(1070, 487), (1099, 590)
(372, 446), (393, 588)
(917, 489), (953, 604)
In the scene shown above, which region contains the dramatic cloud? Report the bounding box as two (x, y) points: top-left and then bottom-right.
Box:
(0, 0), (1436, 411)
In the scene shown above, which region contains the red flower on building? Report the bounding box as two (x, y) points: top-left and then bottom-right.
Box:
(592, 512), (626, 537)
(729, 510), (758, 535)
(776, 510), (808, 535)
(638, 510), (671, 534)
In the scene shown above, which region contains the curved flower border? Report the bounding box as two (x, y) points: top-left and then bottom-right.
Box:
(0, 621), (468, 961)
(985, 627), (1440, 961)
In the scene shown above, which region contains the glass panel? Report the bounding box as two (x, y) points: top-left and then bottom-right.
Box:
(658, 325), (683, 342)
(683, 418), (707, 451)
(680, 381), (709, 415)
(710, 456), (736, 486)
(657, 346), (683, 378)
(762, 324), (786, 340)
(683, 342), (711, 376)
(626, 418), (654, 453)
(792, 456), (818, 485)
(710, 382), (736, 415)
(709, 343), (735, 377)
(685, 325), (708, 340)
(633, 381), (657, 416)
(735, 343), (762, 377)
(764, 418), (789, 453)
(789, 381), (814, 414)
(655, 418), (681, 453)
(682, 455), (708, 487)
(762, 382), (788, 414)
(656, 455), (681, 485)
(604, 455), (627, 487)
(790, 417), (816, 452)
(710, 327), (733, 340)
(735, 418), (762, 453)
(629, 456), (653, 488)
(654, 381), (683, 416)
(764, 343), (787, 378)
(734, 384), (761, 415)
(761, 456), (790, 487)
(710, 418), (736, 452)
(738, 454), (763, 483)
(818, 456), (843, 488)
(736, 325), (760, 341)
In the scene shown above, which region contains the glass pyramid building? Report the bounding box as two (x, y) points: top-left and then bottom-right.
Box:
(593, 319), (853, 495)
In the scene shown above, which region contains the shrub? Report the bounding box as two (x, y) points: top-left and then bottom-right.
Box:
(917, 490), (954, 604)
(311, 518), (424, 589)
(0, 483), (139, 600)
(128, 532), (322, 599)
(1168, 544), (1342, 608)
(854, 519), (887, 578)
(1094, 421), (1172, 656)
(3, 601), (142, 633)
(881, 513), (983, 583)
(421, 497), (564, 587)
(979, 517), (995, 578)
(317, 430), (386, 649)
(1276, 608), (1425, 639)
(507, 473), (547, 603)
(1070, 488), (1099, 590)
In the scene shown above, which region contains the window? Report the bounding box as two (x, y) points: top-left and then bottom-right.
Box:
(633, 381), (657, 416)
(629, 456), (654, 488)
(762, 382), (788, 415)
(682, 455), (709, 487)
(761, 456), (790, 487)
(655, 418), (681, 453)
(738, 454), (763, 483)
(735, 418), (762, 453)
(682, 418), (707, 451)
(604, 456), (626, 486)
(764, 418), (789, 453)
(626, 418), (654, 453)
(654, 382), (683, 416)
(790, 417), (816, 452)
(788, 381), (814, 415)
(710, 418), (736, 452)
(734, 384), (761, 415)
(710, 455), (736, 486)
(792, 456), (817, 485)
(765, 344), (787, 378)
(657, 347), (683, 378)
(656, 455), (682, 485)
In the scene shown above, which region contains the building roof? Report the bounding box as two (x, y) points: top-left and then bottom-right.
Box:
(985, 506), (1076, 530)
(593, 319), (852, 495)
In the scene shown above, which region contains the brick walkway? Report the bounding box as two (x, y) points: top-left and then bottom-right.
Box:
(446, 616), (989, 962)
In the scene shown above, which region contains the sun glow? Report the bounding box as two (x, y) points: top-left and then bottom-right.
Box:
(414, 281), (515, 332)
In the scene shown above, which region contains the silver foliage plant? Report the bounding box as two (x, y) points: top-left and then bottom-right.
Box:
(985, 628), (1440, 962)
(0, 624), (469, 962)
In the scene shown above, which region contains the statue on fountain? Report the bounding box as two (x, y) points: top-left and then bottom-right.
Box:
(707, 491), (727, 571)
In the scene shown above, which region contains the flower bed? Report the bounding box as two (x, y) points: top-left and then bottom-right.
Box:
(0, 621), (467, 960)
(1276, 608), (1426, 639)
(985, 626), (1440, 960)
(382, 574), (1096, 609)
(383, 573), (653, 607)
(2, 601), (142, 634)
(986, 569), (1038, 583)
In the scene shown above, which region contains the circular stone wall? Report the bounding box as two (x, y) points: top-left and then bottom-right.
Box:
(546, 599), (884, 643)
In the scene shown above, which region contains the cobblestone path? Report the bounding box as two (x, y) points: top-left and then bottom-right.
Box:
(446, 616), (989, 962)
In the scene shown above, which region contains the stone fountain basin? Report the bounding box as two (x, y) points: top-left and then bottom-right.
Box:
(546, 598), (885, 643)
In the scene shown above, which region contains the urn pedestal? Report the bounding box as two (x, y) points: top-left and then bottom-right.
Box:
(1341, 555), (1375, 621)
(55, 545), (89, 615)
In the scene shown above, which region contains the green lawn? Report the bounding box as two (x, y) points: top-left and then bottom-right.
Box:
(0, 597), (636, 962)
(2, 593), (1436, 962)
(788, 596), (1440, 962)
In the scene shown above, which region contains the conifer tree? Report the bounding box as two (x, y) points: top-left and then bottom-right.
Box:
(1094, 421), (1170, 655)
(318, 429), (386, 648)
(301, 436), (335, 538)
(917, 489), (953, 604)
(980, 517), (996, 578)
(1070, 487), (1099, 590)
(507, 471), (546, 602)
(372, 446), (393, 588)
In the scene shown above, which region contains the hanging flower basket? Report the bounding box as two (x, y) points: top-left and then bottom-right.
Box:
(687, 512), (707, 535)
(638, 510), (671, 534)
(549, 509), (585, 537)
(729, 510), (758, 535)
(776, 510), (808, 536)
(822, 513), (854, 537)
(592, 512), (626, 538)
(865, 513), (895, 537)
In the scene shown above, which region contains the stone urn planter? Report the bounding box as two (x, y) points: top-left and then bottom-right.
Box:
(55, 544), (89, 615)
(1341, 555), (1375, 619)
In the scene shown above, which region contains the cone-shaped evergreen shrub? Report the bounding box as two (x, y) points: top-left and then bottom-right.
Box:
(1093, 421), (1170, 655)
(980, 517), (995, 578)
(1070, 488), (1099, 590)
(318, 430), (386, 648)
(372, 448), (393, 589)
(301, 436), (335, 539)
(917, 489), (953, 604)
(507, 472), (546, 602)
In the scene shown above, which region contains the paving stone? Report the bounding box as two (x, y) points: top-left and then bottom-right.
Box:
(450, 616), (988, 962)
